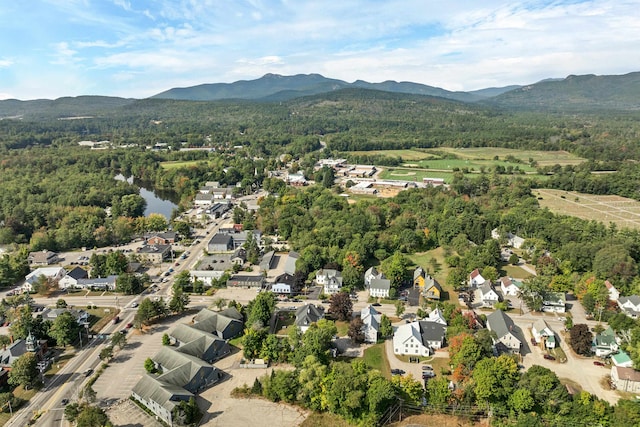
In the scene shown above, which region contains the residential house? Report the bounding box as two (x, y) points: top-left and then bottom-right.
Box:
(498, 277), (523, 297)
(169, 323), (230, 362)
(23, 267), (66, 292)
(491, 229), (525, 249)
(76, 275), (118, 291)
(230, 248), (247, 265)
(284, 251), (299, 275)
(413, 267), (427, 289)
(272, 273), (298, 295)
(364, 267), (384, 288)
(612, 350), (634, 368)
(469, 269), (485, 287)
(423, 276), (443, 301)
(226, 274), (264, 289)
(479, 284), (500, 308)
(542, 292), (566, 313)
(136, 244), (171, 264)
(611, 366), (640, 393)
(192, 307), (244, 340)
(592, 326), (619, 357)
(486, 310), (522, 354)
(369, 278), (391, 298)
(40, 308), (90, 326)
(426, 308), (447, 325)
(316, 269), (343, 295)
(295, 304), (325, 333)
(531, 319), (556, 349)
(360, 305), (382, 343)
(58, 267), (89, 289)
(605, 280), (620, 301)
(271, 283), (291, 294)
(28, 250), (59, 266)
(618, 295), (640, 318)
(393, 321), (446, 356)
(0, 333), (47, 368)
(144, 231), (177, 245)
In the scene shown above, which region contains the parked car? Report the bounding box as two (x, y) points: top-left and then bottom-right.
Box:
(131, 302), (139, 308)
(61, 398), (69, 406)
(113, 316), (120, 324)
(543, 354), (556, 361)
(391, 369), (405, 375)
(126, 322), (133, 329)
(372, 303), (381, 307)
(422, 364), (434, 371)
(84, 368), (93, 377)
(422, 371), (435, 378)
(593, 360), (605, 366)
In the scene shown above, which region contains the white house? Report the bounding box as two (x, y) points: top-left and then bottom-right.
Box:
(58, 267), (89, 290)
(605, 280), (620, 302)
(369, 278), (391, 298)
(393, 321), (446, 356)
(364, 266), (384, 287)
(498, 277), (522, 296)
(531, 319), (556, 349)
(491, 228), (525, 249)
(190, 270), (225, 288)
(592, 326), (619, 358)
(469, 268), (485, 287)
(479, 284), (500, 307)
(618, 295), (640, 318)
(271, 283), (291, 294)
(393, 322), (430, 357)
(23, 267), (66, 292)
(426, 308), (447, 325)
(316, 269), (343, 295)
(361, 305), (381, 343)
(542, 292), (566, 313)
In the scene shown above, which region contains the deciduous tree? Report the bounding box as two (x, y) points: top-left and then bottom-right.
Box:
(348, 317), (365, 343)
(329, 292), (353, 321)
(570, 324), (593, 356)
(8, 353), (39, 389)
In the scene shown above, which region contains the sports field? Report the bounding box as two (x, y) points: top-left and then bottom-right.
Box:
(534, 189), (640, 230)
(160, 160), (206, 169)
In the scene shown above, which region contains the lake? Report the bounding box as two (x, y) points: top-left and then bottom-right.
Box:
(114, 174), (179, 219)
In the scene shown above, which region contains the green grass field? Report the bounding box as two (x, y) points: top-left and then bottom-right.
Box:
(424, 147), (586, 167)
(412, 158), (537, 173)
(362, 343), (390, 378)
(160, 160), (207, 170)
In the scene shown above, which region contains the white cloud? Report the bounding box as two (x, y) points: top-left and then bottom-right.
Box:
(0, 58), (13, 68)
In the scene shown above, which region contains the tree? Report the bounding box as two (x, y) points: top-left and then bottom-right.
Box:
(116, 273), (143, 295)
(99, 346), (113, 361)
(291, 319), (337, 366)
(518, 275), (548, 312)
(379, 314), (393, 338)
(76, 405), (112, 427)
(49, 311), (81, 346)
(146, 213), (168, 232)
(380, 252), (410, 290)
(56, 298), (67, 308)
(446, 266), (468, 291)
(246, 292), (277, 329)
(329, 292), (353, 321)
(168, 285), (189, 314)
(173, 271), (191, 289)
(395, 300), (405, 318)
(144, 357), (157, 373)
(64, 403), (80, 422)
(348, 317), (365, 343)
(172, 397), (200, 426)
(111, 331), (127, 349)
(212, 297), (227, 311)
(473, 355), (519, 405)
(242, 327), (268, 359)
(296, 355), (327, 410)
(134, 298), (163, 327)
(570, 324), (593, 356)
(162, 333), (171, 345)
(8, 352), (39, 389)
(509, 253), (519, 265)
(482, 266), (498, 282)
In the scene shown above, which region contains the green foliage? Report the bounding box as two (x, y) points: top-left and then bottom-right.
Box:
(394, 300), (405, 317)
(168, 285), (189, 314)
(162, 333), (171, 345)
(76, 404), (112, 427)
(99, 346), (113, 361)
(55, 298), (68, 308)
(8, 352), (39, 390)
(347, 316), (365, 343)
(116, 273), (143, 295)
(49, 311), (81, 346)
(379, 314), (393, 338)
(134, 297), (166, 327)
(144, 357), (156, 374)
(110, 331), (127, 349)
(246, 292), (277, 329)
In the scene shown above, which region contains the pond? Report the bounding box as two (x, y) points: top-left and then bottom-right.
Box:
(114, 174), (179, 219)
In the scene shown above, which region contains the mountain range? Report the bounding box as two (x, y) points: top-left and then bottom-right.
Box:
(2, 71), (640, 119)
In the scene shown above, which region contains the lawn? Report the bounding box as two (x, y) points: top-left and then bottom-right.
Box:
(87, 307), (119, 333)
(362, 343), (391, 378)
(378, 168), (462, 183)
(347, 149), (435, 161)
(301, 412), (356, 427)
(335, 321), (349, 337)
(408, 247), (452, 299)
(0, 385), (38, 426)
(160, 160), (208, 170)
(412, 158), (537, 173)
(274, 311), (297, 336)
(501, 264), (534, 280)
(423, 147), (586, 167)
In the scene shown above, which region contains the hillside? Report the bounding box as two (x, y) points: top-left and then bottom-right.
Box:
(487, 72), (640, 111)
(0, 96), (135, 120)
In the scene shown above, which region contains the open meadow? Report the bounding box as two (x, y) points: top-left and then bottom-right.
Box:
(534, 189), (640, 230)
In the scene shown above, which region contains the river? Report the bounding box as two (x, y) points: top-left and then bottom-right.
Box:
(114, 174), (179, 219)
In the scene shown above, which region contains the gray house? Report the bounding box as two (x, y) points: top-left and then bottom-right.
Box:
(295, 304), (325, 333)
(170, 323), (231, 362)
(486, 309), (522, 354)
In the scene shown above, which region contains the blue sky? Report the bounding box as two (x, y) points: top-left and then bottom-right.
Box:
(1, 0), (639, 100)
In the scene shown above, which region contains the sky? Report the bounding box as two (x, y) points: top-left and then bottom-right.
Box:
(1, 0), (639, 100)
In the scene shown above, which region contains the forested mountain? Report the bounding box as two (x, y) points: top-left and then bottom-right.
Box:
(487, 72), (640, 111)
(0, 96), (135, 120)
